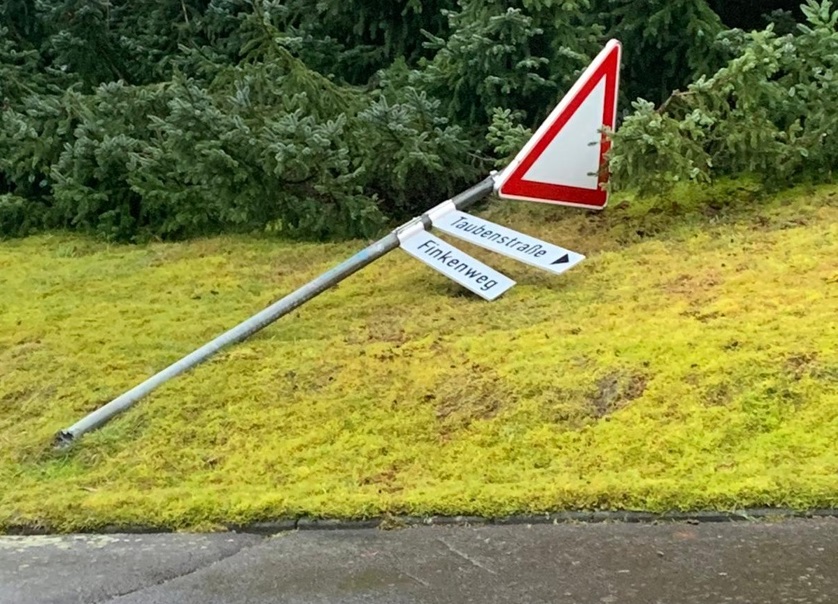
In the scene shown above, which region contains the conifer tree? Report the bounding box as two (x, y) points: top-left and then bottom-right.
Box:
(1, 0), (835, 239)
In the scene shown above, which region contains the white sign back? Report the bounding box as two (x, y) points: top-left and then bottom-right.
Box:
(399, 231), (515, 301)
(431, 210), (585, 275)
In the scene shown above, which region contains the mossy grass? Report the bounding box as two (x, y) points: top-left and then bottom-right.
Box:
(1, 183), (836, 532)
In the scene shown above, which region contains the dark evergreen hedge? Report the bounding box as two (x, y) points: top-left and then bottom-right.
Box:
(0, 0), (833, 240)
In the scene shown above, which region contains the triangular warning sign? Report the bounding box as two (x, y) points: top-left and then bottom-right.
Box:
(495, 40), (622, 210)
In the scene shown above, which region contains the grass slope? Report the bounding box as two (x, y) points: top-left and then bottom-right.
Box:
(1, 185), (837, 532)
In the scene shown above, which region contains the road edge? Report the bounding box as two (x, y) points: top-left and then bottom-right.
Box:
(3, 508), (837, 536)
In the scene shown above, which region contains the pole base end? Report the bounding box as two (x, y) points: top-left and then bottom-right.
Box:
(53, 430), (75, 450)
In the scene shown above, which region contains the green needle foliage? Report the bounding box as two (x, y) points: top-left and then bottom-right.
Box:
(0, 0), (835, 241)
(607, 0), (838, 193)
(594, 0), (727, 105)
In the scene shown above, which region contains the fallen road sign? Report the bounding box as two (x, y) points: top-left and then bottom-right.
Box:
(56, 39), (624, 446)
(495, 39), (622, 210)
(398, 226), (515, 301)
(428, 204), (585, 275)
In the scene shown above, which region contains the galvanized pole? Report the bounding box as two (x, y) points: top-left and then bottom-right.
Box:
(55, 176), (496, 446)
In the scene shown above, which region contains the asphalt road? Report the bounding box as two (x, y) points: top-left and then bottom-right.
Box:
(2, 519), (836, 604)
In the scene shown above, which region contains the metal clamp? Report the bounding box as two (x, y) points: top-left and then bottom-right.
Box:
(395, 219), (427, 244)
(423, 200), (456, 225)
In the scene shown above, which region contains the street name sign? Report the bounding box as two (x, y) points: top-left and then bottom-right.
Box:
(495, 39), (622, 210)
(430, 209), (585, 275)
(399, 230), (515, 301)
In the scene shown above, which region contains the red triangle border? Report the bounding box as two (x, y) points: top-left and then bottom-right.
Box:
(497, 41), (621, 210)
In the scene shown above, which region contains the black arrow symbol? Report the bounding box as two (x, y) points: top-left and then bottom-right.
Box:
(551, 254), (570, 265)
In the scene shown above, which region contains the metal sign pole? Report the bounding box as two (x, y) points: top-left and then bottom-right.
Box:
(55, 176), (496, 446)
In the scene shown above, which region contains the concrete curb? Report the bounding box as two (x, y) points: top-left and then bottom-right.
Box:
(225, 508), (838, 534)
(7, 508), (834, 536)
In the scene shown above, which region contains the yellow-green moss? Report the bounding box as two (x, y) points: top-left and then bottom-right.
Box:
(1, 186), (837, 532)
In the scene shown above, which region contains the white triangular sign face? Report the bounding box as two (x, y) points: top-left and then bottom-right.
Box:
(495, 39), (622, 210)
(523, 79), (606, 191)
